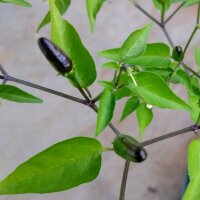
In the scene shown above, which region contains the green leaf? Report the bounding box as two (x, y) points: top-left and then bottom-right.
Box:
(188, 91), (200, 124)
(194, 46), (200, 70)
(98, 80), (114, 90)
(37, 0), (71, 32)
(0, 85), (43, 103)
(143, 68), (173, 81)
(153, 0), (171, 11)
(0, 137), (102, 194)
(184, 0), (199, 7)
(115, 86), (132, 100)
(115, 73), (133, 100)
(188, 140), (200, 181)
(99, 43), (171, 69)
(191, 77), (200, 96)
(0, 0), (31, 7)
(96, 90), (116, 135)
(102, 62), (119, 70)
(172, 69), (200, 96)
(172, 69), (192, 89)
(136, 103), (153, 139)
(49, 0), (96, 88)
(86, 0), (105, 32)
(124, 43), (171, 68)
(182, 174), (200, 200)
(127, 72), (191, 110)
(120, 96), (139, 121)
(182, 139), (200, 200)
(98, 48), (121, 61)
(120, 24), (152, 60)
(170, 0), (183, 3)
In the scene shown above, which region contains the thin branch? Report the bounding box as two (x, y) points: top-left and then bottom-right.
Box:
(114, 70), (118, 85)
(128, 0), (162, 27)
(85, 88), (92, 99)
(108, 123), (121, 136)
(90, 104), (121, 136)
(162, 26), (174, 48)
(129, 0), (175, 47)
(182, 62), (200, 79)
(183, 26), (198, 56)
(0, 75), (87, 105)
(77, 87), (90, 102)
(161, 4), (165, 24)
(92, 91), (103, 103)
(119, 161), (130, 200)
(164, 2), (185, 24)
(0, 64), (121, 137)
(140, 125), (199, 147)
(182, 3), (200, 55)
(115, 68), (123, 87)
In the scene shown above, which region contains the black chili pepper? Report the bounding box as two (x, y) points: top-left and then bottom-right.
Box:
(38, 37), (72, 75)
(113, 134), (147, 162)
(172, 46), (184, 62)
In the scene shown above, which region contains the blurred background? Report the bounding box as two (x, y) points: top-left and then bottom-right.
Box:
(0, 0), (198, 199)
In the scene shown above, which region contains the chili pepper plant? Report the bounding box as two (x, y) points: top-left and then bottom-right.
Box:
(0, 0), (200, 199)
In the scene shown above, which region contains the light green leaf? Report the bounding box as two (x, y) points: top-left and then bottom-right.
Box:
(98, 48), (121, 61)
(115, 74), (133, 100)
(172, 69), (192, 89)
(127, 72), (191, 110)
(37, 0), (71, 32)
(194, 46), (200, 70)
(182, 174), (200, 200)
(124, 43), (171, 68)
(120, 96), (139, 121)
(188, 140), (200, 181)
(184, 0), (199, 7)
(0, 0), (31, 7)
(188, 91), (200, 124)
(120, 24), (152, 60)
(115, 86), (132, 100)
(170, 0), (183, 3)
(0, 85), (42, 103)
(49, 0), (96, 88)
(172, 69), (200, 96)
(183, 139), (200, 200)
(102, 62), (119, 70)
(136, 103), (153, 139)
(0, 137), (103, 194)
(86, 0), (105, 32)
(191, 77), (200, 96)
(96, 90), (116, 135)
(143, 68), (173, 81)
(98, 80), (114, 90)
(99, 43), (171, 69)
(153, 0), (171, 11)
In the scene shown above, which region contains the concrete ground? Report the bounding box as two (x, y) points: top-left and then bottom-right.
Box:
(0, 0), (198, 199)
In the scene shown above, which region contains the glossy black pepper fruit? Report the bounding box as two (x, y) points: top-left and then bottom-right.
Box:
(172, 46), (184, 62)
(38, 37), (72, 75)
(113, 134), (147, 163)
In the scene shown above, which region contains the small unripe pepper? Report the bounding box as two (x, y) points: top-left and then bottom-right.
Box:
(172, 46), (184, 62)
(38, 37), (72, 75)
(113, 134), (147, 163)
